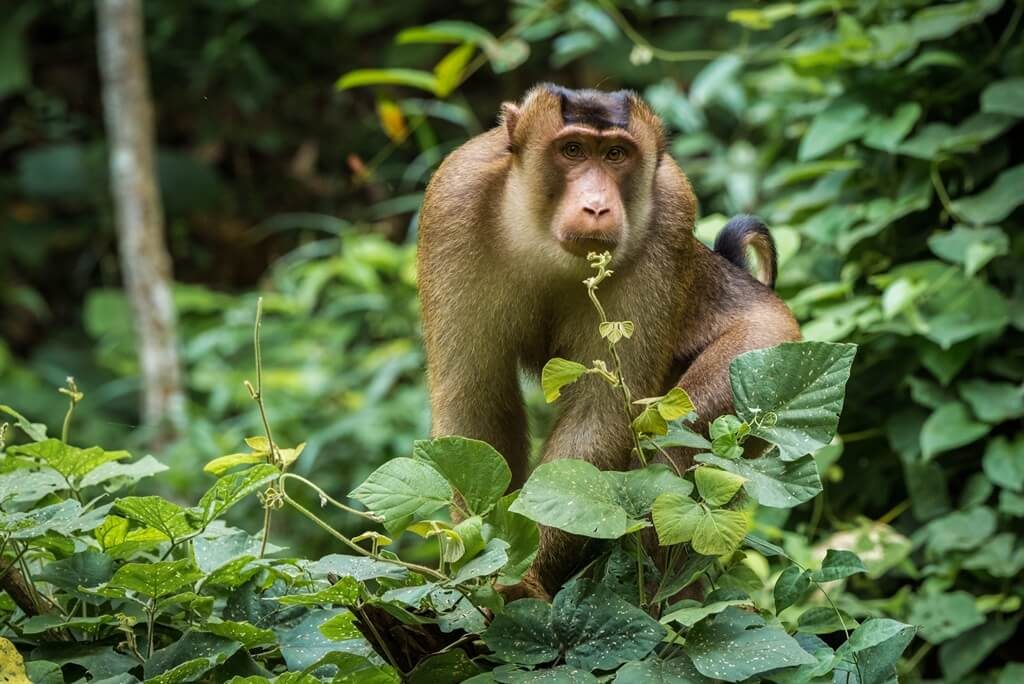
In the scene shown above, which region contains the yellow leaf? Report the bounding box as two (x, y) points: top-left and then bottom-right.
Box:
(0, 637), (31, 684)
(277, 442), (306, 469)
(204, 452), (265, 475)
(376, 99), (408, 143)
(244, 436), (270, 451)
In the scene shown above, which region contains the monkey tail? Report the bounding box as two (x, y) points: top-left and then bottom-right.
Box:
(714, 214), (778, 289)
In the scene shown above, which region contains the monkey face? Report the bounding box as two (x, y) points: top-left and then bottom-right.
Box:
(501, 85), (664, 264)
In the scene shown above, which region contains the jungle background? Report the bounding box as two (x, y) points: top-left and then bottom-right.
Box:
(1, 0), (1022, 681)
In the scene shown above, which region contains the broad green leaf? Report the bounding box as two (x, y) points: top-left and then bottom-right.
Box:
(696, 452), (822, 508)
(651, 493), (702, 545)
(349, 457), (451, 534)
(144, 631), (241, 682)
(108, 559), (202, 598)
(926, 506), (997, 554)
(10, 439), (129, 482)
(951, 164), (1024, 225)
(413, 436), (510, 515)
(797, 606), (859, 634)
(981, 77), (1024, 117)
(275, 608), (369, 671)
(709, 415), (746, 459)
(863, 102), (921, 151)
(93, 515), (166, 559)
(114, 495), (198, 542)
(541, 358), (588, 402)
(939, 617), (1019, 681)
(774, 565), (811, 613)
(835, 618), (916, 684)
(37, 550), (114, 594)
(960, 380), (1024, 424)
(928, 226), (1009, 276)
(197, 464), (279, 525)
(606, 464), (694, 518)
(684, 607), (816, 681)
(798, 100), (868, 161)
(275, 576), (360, 605)
(203, 452), (264, 475)
(202, 619), (276, 648)
(632, 406), (669, 436)
(983, 436), (1024, 491)
(692, 508), (750, 556)
(453, 538), (509, 583)
(656, 387), (695, 420)
(0, 405), (47, 441)
(899, 113), (1013, 159)
(79, 455), (168, 490)
(660, 597), (754, 627)
(407, 650), (480, 684)
(920, 402), (990, 460)
(695, 467), (746, 506)
(313, 652), (399, 683)
(613, 654), (714, 684)
(651, 422), (712, 451)
(510, 459), (640, 539)
(434, 43), (474, 97)
(396, 20), (495, 45)
(0, 499), (99, 540)
(485, 492), (539, 584)
(484, 579), (665, 671)
(963, 532), (1024, 578)
(809, 549), (866, 582)
(0, 469), (66, 504)
(909, 0), (1002, 41)
(909, 591), (985, 644)
(318, 611), (361, 641)
(730, 342), (857, 460)
(336, 68), (440, 95)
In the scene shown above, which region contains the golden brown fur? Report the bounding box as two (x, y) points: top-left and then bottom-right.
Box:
(417, 85), (799, 598)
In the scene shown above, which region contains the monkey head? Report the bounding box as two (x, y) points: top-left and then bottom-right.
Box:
(500, 84), (666, 264)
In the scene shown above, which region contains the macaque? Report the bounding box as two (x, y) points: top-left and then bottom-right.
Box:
(417, 84), (800, 598)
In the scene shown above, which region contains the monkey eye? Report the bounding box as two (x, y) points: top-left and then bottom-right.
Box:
(605, 146), (627, 163)
(562, 142), (585, 159)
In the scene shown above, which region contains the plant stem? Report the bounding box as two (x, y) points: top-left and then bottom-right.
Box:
(597, 0), (723, 62)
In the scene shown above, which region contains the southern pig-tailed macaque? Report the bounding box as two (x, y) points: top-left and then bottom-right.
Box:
(417, 84), (800, 599)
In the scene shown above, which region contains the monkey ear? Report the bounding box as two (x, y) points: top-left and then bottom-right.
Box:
(500, 102), (521, 142)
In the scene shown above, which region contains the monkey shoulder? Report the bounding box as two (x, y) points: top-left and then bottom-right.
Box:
(421, 128), (510, 230)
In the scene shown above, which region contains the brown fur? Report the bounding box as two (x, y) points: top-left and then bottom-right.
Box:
(417, 85), (800, 598)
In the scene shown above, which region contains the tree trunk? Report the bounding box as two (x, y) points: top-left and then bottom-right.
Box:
(96, 0), (185, 443)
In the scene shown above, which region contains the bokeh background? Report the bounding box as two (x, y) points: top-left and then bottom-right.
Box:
(1, 1), (1022, 679)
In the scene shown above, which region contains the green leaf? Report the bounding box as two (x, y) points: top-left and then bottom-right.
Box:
(692, 508), (750, 556)
(0, 499), (100, 540)
(983, 436), (1024, 491)
(349, 457), (452, 534)
(835, 618), (916, 684)
(144, 631), (241, 682)
(37, 550), (114, 594)
(453, 538), (509, 583)
(920, 402), (990, 460)
(696, 452), (822, 508)
(10, 439), (130, 482)
(434, 43), (475, 97)
(318, 611), (361, 641)
(202, 619), (276, 648)
(963, 532), (1024, 578)
(541, 358), (588, 402)
(695, 467), (746, 506)
(651, 493), (702, 545)
(79, 455), (168, 490)
(613, 654), (714, 684)
(660, 597), (754, 627)
(510, 459), (641, 539)
(114, 495), (198, 542)
(798, 100), (868, 161)
(413, 436), (510, 515)
(599, 320), (635, 343)
(0, 404), (47, 441)
(197, 464), (279, 525)
(684, 607), (817, 681)
(926, 506), (997, 554)
(203, 452), (265, 476)
(909, 591), (985, 644)
(275, 577), (360, 606)
(730, 342), (857, 460)
(797, 606), (859, 634)
(483, 579), (666, 670)
(909, 0), (1002, 41)
(607, 464), (694, 518)
(981, 77), (1024, 117)
(407, 650), (481, 684)
(108, 559), (202, 598)
(484, 492), (539, 584)
(928, 226), (1009, 276)
(863, 102), (922, 151)
(951, 164), (1024, 225)
(809, 549), (866, 582)
(774, 565), (811, 613)
(276, 608), (367, 671)
(960, 380), (1024, 424)
(939, 617), (1019, 681)
(0, 469), (66, 504)
(335, 68), (440, 95)
(632, 406), (669, 436)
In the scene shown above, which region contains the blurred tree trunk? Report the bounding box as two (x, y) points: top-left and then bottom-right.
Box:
(96, 0), (185, 444)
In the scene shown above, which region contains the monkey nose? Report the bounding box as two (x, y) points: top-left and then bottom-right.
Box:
(582, 205), (611, 218)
